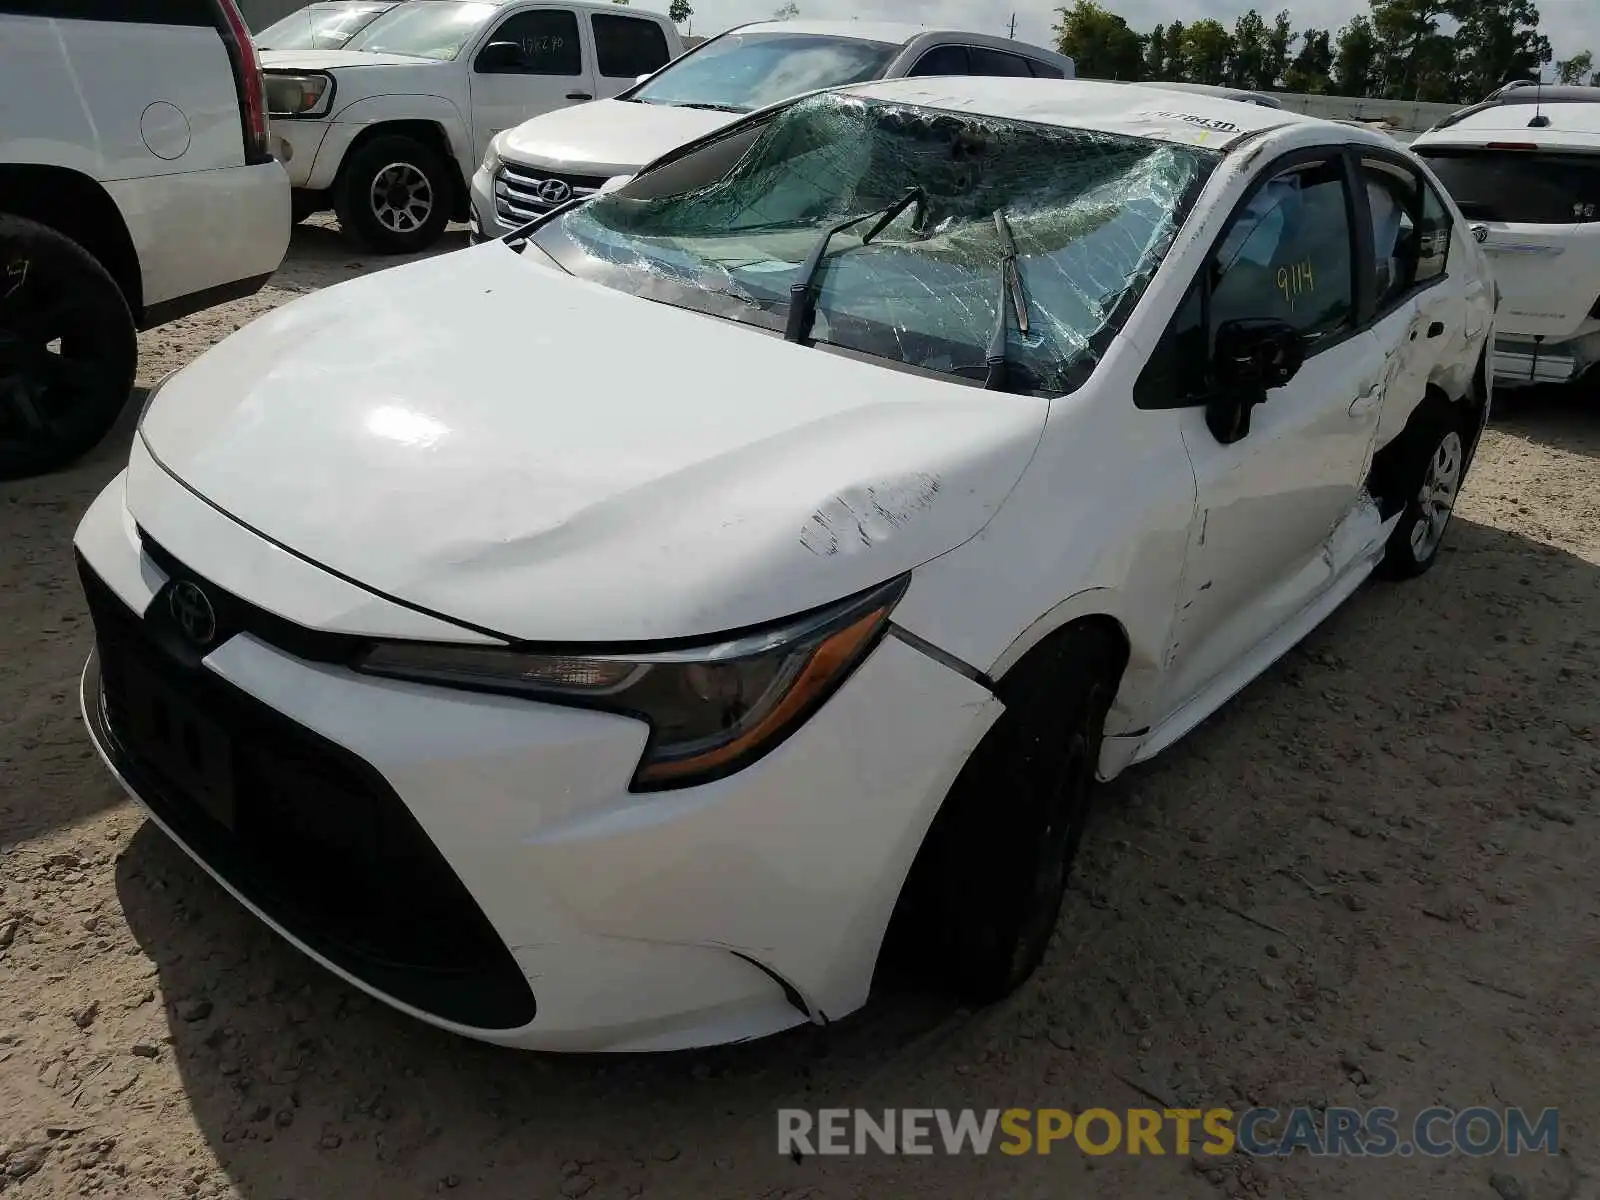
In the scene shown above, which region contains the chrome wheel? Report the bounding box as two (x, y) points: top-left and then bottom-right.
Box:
(1409, 429), (1463, 562)
(368, 162), (434, 235)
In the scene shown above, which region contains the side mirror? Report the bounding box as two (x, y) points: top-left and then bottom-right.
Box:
(477, 41), (523, 72)
(1214, 318), (1305, 390)
(1205, 318), (1304, 445)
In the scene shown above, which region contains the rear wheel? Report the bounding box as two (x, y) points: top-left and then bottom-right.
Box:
(1377, 402), (1469, 580)
(888, 627), (1120, 1003)
(334, 135), (452, 255)
(0, 214), (137, 481)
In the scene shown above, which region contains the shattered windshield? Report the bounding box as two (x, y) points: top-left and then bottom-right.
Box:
(532, 93), (1217, 393)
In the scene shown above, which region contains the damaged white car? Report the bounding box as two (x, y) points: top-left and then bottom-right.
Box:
(74, 79), (1494, 1052)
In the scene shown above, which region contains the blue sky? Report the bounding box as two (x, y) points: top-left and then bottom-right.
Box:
(648, 0), (1597, 71)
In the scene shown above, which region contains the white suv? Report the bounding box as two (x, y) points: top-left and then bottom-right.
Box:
(0, 0), (291, 480)
(262, 0), (683, 253)
(1413, 84), (1600, 390)
(472, 19), (1075, 240)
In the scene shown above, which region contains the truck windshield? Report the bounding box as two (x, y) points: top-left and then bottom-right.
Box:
(343, 0), (498, 60)
(533, 93), (1216, 395)
(256, 3), (392, 50)
(630, 32), (901, 114)
(1417, 146), (1600, 224)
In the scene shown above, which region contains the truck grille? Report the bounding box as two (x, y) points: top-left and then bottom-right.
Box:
(494, 162), (611, 224)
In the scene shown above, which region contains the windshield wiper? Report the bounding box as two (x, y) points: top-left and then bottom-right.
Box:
(985, 209), (1031, 392)
(674, 101), (748, 113)
(783, 187), (927, 344)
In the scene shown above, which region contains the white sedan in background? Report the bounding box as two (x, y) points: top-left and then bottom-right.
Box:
(76, 79), (1493, 1052)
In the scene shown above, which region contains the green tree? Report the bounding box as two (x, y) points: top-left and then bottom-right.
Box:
(1144, 23), (1167, 79)
(1556, 49), (1594, 84)
(1163, 19), (1187, 79)
(1053, 0), (1145, 79)
(1284, 28), (1334, 92)
(1452, 0), (1553, 98)
(668, 0), (692, 23)
(1264, 9), (1295, 88)
(1181, 19), (1234, 86)
(1369, 0), (1453, 100)
(1228, 9), (1269, 88)
(1331, 14), (1380, 96)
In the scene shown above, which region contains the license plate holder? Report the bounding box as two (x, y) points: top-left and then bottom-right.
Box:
(117, 654), (237, 831)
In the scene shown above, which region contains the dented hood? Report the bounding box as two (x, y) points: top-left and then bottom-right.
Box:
(136, 242), (1046, 643)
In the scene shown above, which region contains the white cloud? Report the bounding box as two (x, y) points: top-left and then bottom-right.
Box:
(650, 0), (1597, 72)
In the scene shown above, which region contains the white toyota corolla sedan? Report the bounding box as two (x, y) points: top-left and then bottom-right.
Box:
(75, 78), (1495, 1052)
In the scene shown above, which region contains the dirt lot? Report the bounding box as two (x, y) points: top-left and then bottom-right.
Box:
(2, 221), (1598, 1200)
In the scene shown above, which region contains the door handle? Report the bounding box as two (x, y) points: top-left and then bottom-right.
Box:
(566, 91), (594, 100)
(1426, 321), (1445, 339)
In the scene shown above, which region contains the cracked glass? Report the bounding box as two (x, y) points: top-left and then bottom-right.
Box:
(533, 92), (1219, 394)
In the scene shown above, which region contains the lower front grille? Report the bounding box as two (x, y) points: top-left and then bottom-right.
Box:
(494, 162), (611, 224)
(79, 559), (536, 1032)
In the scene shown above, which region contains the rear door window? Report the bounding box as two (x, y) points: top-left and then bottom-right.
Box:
(967, 47), (1035, 77)
(1417, 148), (1600, 224)
(0, 0), (212, 21)
(906, 45), (969, 76)
(1028, 58), (1067, 79)
(591, 12), (670, 79)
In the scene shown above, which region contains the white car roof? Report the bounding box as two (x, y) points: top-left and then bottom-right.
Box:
(1414, 101), (1600, 150)
(730, 20), (940, 46)
(840, 76), (1312, 150)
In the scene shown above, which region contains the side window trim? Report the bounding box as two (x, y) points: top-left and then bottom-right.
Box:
(1135, 145), (1364, 411)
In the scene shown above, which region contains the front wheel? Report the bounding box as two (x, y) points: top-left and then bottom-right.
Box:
(1377, 404), (1468, 580)
(334, 136), (452, 255)
(0, 214), (137, 481)
(888, 627), (1120, 1003)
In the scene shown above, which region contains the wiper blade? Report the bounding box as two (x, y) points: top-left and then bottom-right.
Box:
(985, 209), (1031, 392)
(783, 187), (927, 345)
(675, 101), (747, 113)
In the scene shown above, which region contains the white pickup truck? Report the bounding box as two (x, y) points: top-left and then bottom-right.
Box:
(263, 0), (682, 252)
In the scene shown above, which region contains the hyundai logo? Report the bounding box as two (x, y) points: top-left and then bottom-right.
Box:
(536, 178), (572, 205)
(168, 581), (218, 646)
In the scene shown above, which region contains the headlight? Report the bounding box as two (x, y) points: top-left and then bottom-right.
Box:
(263, 72), (335, 118)
(480, 137), (503, 177)
(354, 576), (909, 791)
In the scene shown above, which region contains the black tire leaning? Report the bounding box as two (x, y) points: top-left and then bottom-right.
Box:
(1376, 400), (1470, 581)
(0, 214), (137, 481)
(334, 135), (452, 255)
(891, 626), (1121, 1004)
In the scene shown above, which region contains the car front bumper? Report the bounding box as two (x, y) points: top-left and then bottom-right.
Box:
(74, 470), (1001, 1051)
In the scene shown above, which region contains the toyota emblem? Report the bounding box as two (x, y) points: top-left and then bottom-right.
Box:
(169, 581), (218, 646)
(536, 178), (572, 205)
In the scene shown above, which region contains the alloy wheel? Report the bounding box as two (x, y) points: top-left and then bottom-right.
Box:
(369, 162), (434, 236)
(1409, 430), (1463, 562)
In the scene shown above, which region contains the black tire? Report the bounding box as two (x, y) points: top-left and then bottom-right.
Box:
(334, 135), (452, 254)
(889, 627), (1121, 1004)
(1377, 401), (1470, 581)
(0, 214), (137, 481)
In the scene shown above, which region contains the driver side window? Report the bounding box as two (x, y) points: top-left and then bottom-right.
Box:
(1136, 155), (1356, 408)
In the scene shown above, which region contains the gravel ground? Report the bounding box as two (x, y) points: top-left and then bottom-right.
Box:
(2, 220), (1598, 1199)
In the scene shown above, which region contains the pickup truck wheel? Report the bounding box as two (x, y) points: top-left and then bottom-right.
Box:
(335, 135), (451, 255)
(0, 214), (137, 481)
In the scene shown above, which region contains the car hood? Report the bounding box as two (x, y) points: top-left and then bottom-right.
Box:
(136, 243), (1047, 644)
(259, 48), (439, 70)
(499, 99), (737, 178)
